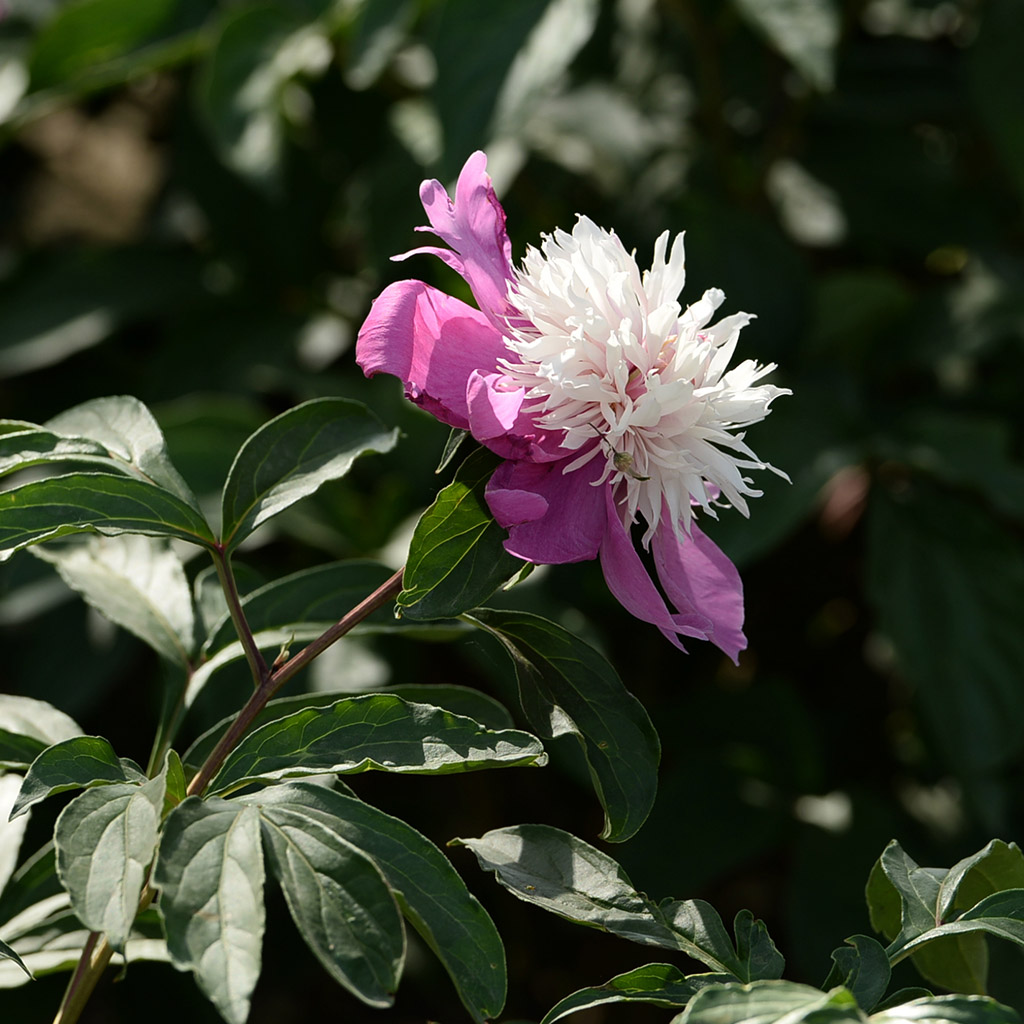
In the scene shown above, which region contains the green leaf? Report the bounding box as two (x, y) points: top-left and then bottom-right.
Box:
(0, 775), (30, 896)
(206, 693), (546, 795)
(0, 937), (31, 980)
(11, 735), (146, 819)
(155, 798), (265, 1024)
(33, 534), (196, 666)
(195, 2), (330, 191)
(27, 0), (177, 90)
(679, 980), (864, 1024)
(871, 995), (1023, 1024)
(220, 398), (397, 552)
(824, 936), (891, 1013)
(203, 559), (398, 655)
(437, 428), (469, 474)
(468, 609), (660, 843)
(247, 781), (505, 1022)
(896, 890), (1024, 959)
(730, 0), (840, 91)
(397, 448), (524, 620)
(0, 901), (168, 986)
(454, 824), (778, 980)
(0, 427), (109, 479)
(0, 472), (216, 561)
(732, 909), (786, 982)
(45, 395), (200, 509)
(540, 963), (724, 1024)
(938, 841), (1024, 921)
(0, 842), (63, 933)
(55, 769), (166, 951)
(0, 695), (81, 770)
(183, 685), (515, 770)
(867, 840), (991, 994)
(256, 796), (403, 1007)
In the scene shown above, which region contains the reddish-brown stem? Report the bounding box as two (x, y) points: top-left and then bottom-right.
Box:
(185, 566), (405, 797)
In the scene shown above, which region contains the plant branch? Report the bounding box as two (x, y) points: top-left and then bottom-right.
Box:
(212, 545), (269, 689)
(185, 566), (405, 797)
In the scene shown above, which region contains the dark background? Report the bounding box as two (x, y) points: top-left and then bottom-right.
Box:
(1, 0), (1024, 1020)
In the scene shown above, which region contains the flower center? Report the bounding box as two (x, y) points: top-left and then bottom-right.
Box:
(498, 216), (787, 545)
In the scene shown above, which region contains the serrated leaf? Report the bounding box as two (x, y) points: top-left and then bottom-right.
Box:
(0, 695), (81, 770)
(55, 768), (166, 951)
(540, 963), (724, 1024)
(468, 609), (660, 843)
(0, 472), (216, 561)
(255, 796), (405, 1007)
(203, 559), (398, 656)
(871, 994), (1023, 1024)
(730, 0), (840, 91)
(206, 693), (546, 795)
(679, 980), (863, 1024)
(247, 781), (504, 1022)
(183, 685), (515, 771)
(397, 448), (524, 620)
(454, 824), (775, 979)
(12, 735), (146, 819)
(33, 534), (196, 666)
(823, 936), (891, 1013)
(155, 798), (265, 1024)
(220, 398), (397, 552)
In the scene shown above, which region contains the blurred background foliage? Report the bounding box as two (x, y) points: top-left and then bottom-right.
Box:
(1, 0), (1024, 1020)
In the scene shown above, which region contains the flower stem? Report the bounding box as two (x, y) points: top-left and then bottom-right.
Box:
(186, 566), (404, 797)
(211, 545), (269, 688)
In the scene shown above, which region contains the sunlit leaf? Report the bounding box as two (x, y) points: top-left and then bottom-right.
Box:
(0, 473), (216, 561)
(55, 768), (166, 951)
(0, 775), (30, 897)
(871, 994), (1022, 1024)
(183, 685), (515, 770)
(155, 798), (265, 1024)
(248, 781), (505, 1021)
(206, 693), (546, 795)
(455, 824), (780, 980)
(11, 735), (145, 819)
(0, 695), (81, 770)
(468, 609), (660, 843)
(398, 448), (524, 620)
(678, 980), (862, 1022)
(34, 534), (196, 666)
(220, 398), (397, 551)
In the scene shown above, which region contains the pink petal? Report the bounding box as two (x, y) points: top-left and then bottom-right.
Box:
(355, 279), (507, 429)
(652, 512), (746, 663)
(486, 457), (607, 564)
(396, 151), (515, 329)
(599, 488), (711, 651)
(466, 371), (525, 440)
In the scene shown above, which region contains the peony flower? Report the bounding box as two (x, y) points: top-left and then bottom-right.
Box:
(356, 152), (789, 661)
